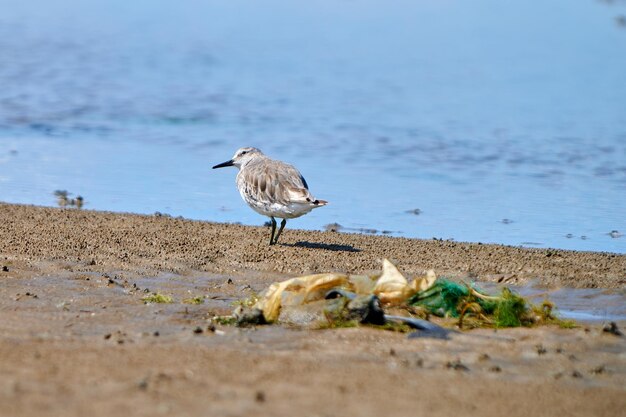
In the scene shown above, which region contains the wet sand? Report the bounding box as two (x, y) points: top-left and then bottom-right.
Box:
(1, 202), (625, 416)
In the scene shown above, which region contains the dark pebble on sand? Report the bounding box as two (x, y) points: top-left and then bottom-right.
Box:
(446, 359), (469, 371)
(193, 326), (203, 334)
(1, 266), (8, 272)
(602, 322), (623, 336)
(324, 223), (342, 232)
(138, 379), (149, 390)
(255, 390), (266, 403)
(590, 365), (606, 375)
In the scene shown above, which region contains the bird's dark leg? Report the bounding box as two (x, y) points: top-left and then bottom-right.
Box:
(269, 217), (277, 245)
(273, 218), (287, 244)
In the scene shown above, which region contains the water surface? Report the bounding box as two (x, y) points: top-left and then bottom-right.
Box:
(1, 0), (625, 252)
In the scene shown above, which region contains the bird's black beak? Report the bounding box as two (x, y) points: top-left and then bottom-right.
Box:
(212, 159), (234, 169)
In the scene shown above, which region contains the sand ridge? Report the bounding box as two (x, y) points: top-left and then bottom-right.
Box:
(0, 203), (624, 288)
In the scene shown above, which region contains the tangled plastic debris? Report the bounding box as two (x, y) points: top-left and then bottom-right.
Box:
(232, 259), (573, 333)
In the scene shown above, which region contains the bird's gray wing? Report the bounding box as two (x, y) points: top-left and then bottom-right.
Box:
(242, 160), (314, 206)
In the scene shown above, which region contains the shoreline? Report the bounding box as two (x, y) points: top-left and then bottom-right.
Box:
(1, 202), (624, 289)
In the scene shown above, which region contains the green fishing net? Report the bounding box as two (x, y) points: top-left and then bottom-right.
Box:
(408, 279), (542, 328)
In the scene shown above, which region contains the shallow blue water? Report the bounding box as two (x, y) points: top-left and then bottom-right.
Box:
(1, 0), (625, 253)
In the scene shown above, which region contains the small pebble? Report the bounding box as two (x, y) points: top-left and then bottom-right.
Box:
(489, 366), (501, 373)
(602, 322), (623, 336)
(571, 370), (582, 379)
(446, 359), (469, 371)
(324, 223), (343, 232)
(255, 390), (266, 403)
(590, 365), (606, 375)
(1, 266), (8, 272)
(193, 326), (203, 334)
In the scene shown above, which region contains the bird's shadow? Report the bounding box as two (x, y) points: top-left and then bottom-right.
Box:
(285, 241), (361, 253)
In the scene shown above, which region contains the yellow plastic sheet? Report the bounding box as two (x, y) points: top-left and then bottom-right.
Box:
(254, 259), (436, 323)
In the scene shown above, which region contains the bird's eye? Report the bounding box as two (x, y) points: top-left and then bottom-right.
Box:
(241, 151), (247, 155)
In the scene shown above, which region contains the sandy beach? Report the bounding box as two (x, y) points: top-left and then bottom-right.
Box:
(1, 202), (625, 416)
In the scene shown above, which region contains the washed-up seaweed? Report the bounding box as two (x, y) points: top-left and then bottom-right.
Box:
(408, 280), (573, 329)
(407, 280), (528, 328)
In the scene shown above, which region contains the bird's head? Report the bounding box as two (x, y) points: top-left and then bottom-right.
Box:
(212, 147), (263, 169)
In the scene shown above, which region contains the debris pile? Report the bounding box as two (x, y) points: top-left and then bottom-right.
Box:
(233, 259), (573, 333)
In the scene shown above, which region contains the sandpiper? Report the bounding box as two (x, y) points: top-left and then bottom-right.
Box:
(213, 147), (327, 245)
